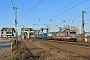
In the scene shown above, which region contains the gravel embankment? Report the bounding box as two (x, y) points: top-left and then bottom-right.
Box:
(0, 38), (90, 60)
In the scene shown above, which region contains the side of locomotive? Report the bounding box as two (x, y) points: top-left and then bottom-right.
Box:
(36, 33), (47, 39)
(54, 29), (78, 42)
(36, 32), (55, 39)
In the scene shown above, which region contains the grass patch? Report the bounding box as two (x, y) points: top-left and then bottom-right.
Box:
(12, 49), (24, 60)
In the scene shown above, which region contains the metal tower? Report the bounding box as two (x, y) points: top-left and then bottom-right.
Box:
(13, 7), (18, 45)
(82, 11), (85, 41)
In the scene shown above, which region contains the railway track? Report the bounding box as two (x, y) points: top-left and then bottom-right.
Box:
(33, 39), (90, 59)
(39, 39), (90, 48)
(54, 40), (90, 48)
(20, 38), (90, 60)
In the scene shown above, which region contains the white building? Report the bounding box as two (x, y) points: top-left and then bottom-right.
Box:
(1, 28), (15, 38)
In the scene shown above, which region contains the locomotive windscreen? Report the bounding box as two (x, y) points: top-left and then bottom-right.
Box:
(70, 31), (76, 34)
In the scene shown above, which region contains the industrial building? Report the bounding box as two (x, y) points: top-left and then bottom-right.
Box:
(21, 28), (34, 38)
(1, 28), (15, 38)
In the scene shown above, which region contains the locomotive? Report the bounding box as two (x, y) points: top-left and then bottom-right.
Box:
(36, 29), (78, 42)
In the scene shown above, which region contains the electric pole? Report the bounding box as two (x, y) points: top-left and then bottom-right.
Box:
(13, 7), (18, 45)
(82, 11), (85, 41)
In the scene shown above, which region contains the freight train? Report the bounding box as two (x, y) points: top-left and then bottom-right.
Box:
(36, 29), (78, 42)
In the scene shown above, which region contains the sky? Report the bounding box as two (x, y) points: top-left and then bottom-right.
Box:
(0, 0), (90, 34)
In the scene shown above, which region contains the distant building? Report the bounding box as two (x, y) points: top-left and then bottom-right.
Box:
(21, 28), (34, 38)
(1, 28), (15, 38)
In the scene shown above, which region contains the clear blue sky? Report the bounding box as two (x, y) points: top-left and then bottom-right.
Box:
(0, 0), (90, 34)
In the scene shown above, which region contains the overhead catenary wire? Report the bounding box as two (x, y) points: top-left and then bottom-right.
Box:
(42, 0), (87, 24)
(19, 0), (40, 18)
(10, 0), (42, 26)
(12, 0), (89, 27)
(47, 0), (77, 18)
(46, 6), (90, 26)
(70, 8), (90, 24)
(53, 7), (90, 21)
(42, 0), (77, 24)
(46, 0), (87, 25)
(20, 0), (43, 21)
(18, 0), (41, 26)
(51, 0), (87, 20)
(65, 7), (90, 20)
(46, 7), (89, 25)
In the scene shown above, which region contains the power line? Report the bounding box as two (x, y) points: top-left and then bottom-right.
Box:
(42, 0), (87, 24)
(42, 0), (77, 24)
(67, 8), (90, 24)
(47, 0), (77, 18)
(20, 0), (42, 21)
(51, 0), (87, 20)
(71, 10), (90, 20)
(45, 7), (90, 25)
(54, 7), (90, 21)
